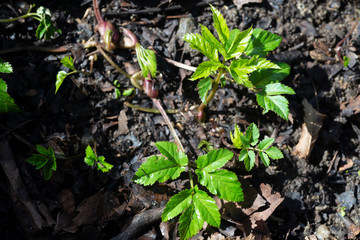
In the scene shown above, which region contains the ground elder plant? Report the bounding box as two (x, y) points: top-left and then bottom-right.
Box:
(133, 142), (243, 240)
(26, 145), (57, 180)
(184, 5), (295, 121)
(0, 59), (20, 113)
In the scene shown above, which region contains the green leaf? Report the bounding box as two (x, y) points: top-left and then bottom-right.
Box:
(256, 92), (290, 120)
(200, 24), (226, 57)
(265, 82), (295, 95)
(133, 155), (186, 186)
(61, 56), (75, 70)
(244, 29), (282, 57)
(245, 123), (259, 146)
(84, 146), (96, 166)
(178, 204), (204, 240)
(43, 159), (56, 180)
(95, 156), (113, 172)
(343, 56), (350, 68)
(55, 70), (67, 94)
(183, 33), (218, 61)
(196, 169), (243, 202)
(238, 149), (248, 162)
(254, 57), (281, 69)
(123, 88), (134, 96)
(239, 134), (250, 148)
(84, 146), (113, 172)
(259, 151), (270, 167)
(197, 77), (212, 104)
(26, 145), (57, 180)
(258, 138), (274, 150)
(135, 43), (157, 78)
(265, 147), (283, 159)
(26, 155), (48, 170)
(230, 124), (243, 149)
(0, 59), (13, 73)
(196, 148), (234, 172)
(0, 80), (20, 113)
(250, 62), (290, 88)
(210, 4), (229, 45)
(238, 150), (255, 171)
(35, 7), (61, 40)
(190, 61), (223, 81)
(162, 189), (193, 221)
(155, 141), (188, 166)
(225, 27), (253, 59)
(193, 186), (220, 227)
(228, 58), (256, 88)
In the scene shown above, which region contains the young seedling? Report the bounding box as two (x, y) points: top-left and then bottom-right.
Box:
(0, 58), (20, 113)
(230, 123), (283, 171)
(183, 5), (294, 121)
(133, 142), (243, 240)
(84, 145), (113, 172)
(93, 0), (137, 50)
(55, 55), (90, 93)
(0, 4), (61, 40)
(26, 145), (57, 180)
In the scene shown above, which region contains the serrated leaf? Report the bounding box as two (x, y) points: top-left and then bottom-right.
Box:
(238, 148), (248, 162)
(244, 29), (282, 57)
(245, 123), (259, 146)
(259, 151), (270, 167)
(135, 43), (157, 78)
(250, 62), (290, 88)
(43, 159), (56, 180)
(26, 155), (48, 170)
(0, 59), (13, 73)
(162, 189), (193, 222)
(35, 12), (61, 40)
(193, 186), (220, 227)
(225, 27), (253, 59)
(133, 155), (186, 186)
(230, 124), (243, 149)
(61, 56), (75, 70)
(265, 147), (283, 159)
(265, 82), (295, 95)
(36, 145), (52, 158)
(200, 24), (226, 58)
(254, 57), (281, 69)
(228, 58), (256, 88)
(245, 150), (255, 171)
(258, 138), (275, 150)
(0, 80), (20, 113)
(210, 4), (229, 45)
(190, 61), (223, 80)
(55, 70), (67, 94)
(256, 92), (290, 120)
(155, 141), (188, 166)
(196, 148), (234, 172)
(239, 134), (250, 148)
(196, 169), (243, 201)
(179, 204), (204, 240)
(95, 156), (113, 172)
(183, 33), (218, 61)
(197, 77), (212, 104)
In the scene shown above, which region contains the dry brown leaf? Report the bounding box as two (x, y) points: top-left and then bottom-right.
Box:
(233, 0), (263, 9)
(117, 110), (130, 135)
(341, 94), (360, 117)
(58, 189), (75, 215)
(292, 99), (326, 159)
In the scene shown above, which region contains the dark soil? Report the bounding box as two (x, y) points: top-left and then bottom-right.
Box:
(1, 0), (360, 239)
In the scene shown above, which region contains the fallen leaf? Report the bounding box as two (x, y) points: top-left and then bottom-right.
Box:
(341, 94), (360, 117)
(233, 0), (263, 8)
(160, 220), (176, 240)
(292, 99), (326, 159)
(117, 110), (129, 135)
(58, 189), (75, 215)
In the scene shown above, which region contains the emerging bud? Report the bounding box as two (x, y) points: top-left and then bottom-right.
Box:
(95, 21), (120, 51)
(119, 28), (138, 49)
(197, 109), (206, 122)
(143, 77), (158, 99)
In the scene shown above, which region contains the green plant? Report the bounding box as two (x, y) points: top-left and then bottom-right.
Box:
(183, 5), (294, 121)
(84, 145), (113, 172)
(0, 59), (20, 113)
(230, 123), (283, 171)
(133, 141), (243, 240)
(56, 56), (89, 93)
(26, 145), (57, 180)
(0, 4), (61, 40)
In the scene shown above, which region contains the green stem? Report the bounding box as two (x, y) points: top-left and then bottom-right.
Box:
(0, 5), (37, 23)
(124, 102), (179, 114)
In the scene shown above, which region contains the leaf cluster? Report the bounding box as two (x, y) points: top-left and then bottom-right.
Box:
(184, 5), (295, 120)
(84, 145), (113, 172)
(26, 145), (57, 180)
(230, 123), (283, 171)
(133, 142), (243, 239)
(0, 59), (20, 113)
(35, 6), (62, 40)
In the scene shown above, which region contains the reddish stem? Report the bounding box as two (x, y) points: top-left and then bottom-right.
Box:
(93, 0), (104, 24)
(335, 17), (360, 64)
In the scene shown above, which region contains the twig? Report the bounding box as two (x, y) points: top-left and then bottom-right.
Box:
(124, 102), (179, 114)
(0, 45), (68, 55)
(335, 17), (360, 64)
(164, 57), (196, 72)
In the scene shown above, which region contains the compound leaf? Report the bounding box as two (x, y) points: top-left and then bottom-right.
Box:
(196, 148), (234, 172)
(193, 186), (220, 227)
(155, 141), (188, 166)
(26, 155), (48, 170)
(259, 151), (270, 167)
(190, 61), (223, 81)
(238, 150), (255, 171)
(162, 189), (193, 222)
(265, 147), (283, 159)
(228, 58), (257, 88)
(225, 27), (253, 59)
(135, 43), (157, 78)
(196, 169), (243, 202)
(179, 204), (204, 240)
(256, 93), (290, 120)
(133, 155), (186, 186)
(55, 70), (67, 94)
(200, 24), (226, 58)
(210, 4), (229, 45)
(250, 62), (290, 88)
(183, 33), (218, 61)
(197, 77), (212, 104)
(244, 29), (282, 57)
(84, 146), (96, 166)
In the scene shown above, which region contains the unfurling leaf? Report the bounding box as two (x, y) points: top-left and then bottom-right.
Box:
(84, 145), (113, 172)
(55, 70), (67, 94)
(35, 7), (61, 40)
(135, 43), (157, 78)
(197, 77), (212, 104)
(230, 124), (244, 149)
(60, 56), (75, 70)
